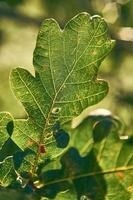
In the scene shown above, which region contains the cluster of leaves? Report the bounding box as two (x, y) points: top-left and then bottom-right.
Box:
(0, 12), (133, 199)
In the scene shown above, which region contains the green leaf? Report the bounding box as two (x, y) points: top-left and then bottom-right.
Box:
(3, 12), (114, 174)
(0, 112), (14, 150)
(37, 115), (133, 200)
(64, 110), (123, 157)
(0, 156), (16, 187)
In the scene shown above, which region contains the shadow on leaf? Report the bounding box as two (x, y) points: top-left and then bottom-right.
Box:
(38, 147), (107, 200)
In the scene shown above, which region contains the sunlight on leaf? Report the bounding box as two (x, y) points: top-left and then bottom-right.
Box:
(7, 12), (114, 173)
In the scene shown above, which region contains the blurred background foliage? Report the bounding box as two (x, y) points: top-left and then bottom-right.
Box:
(0, 0), (133, 134)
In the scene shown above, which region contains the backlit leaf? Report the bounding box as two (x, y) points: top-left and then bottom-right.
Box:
(2, 12), (115, 174)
